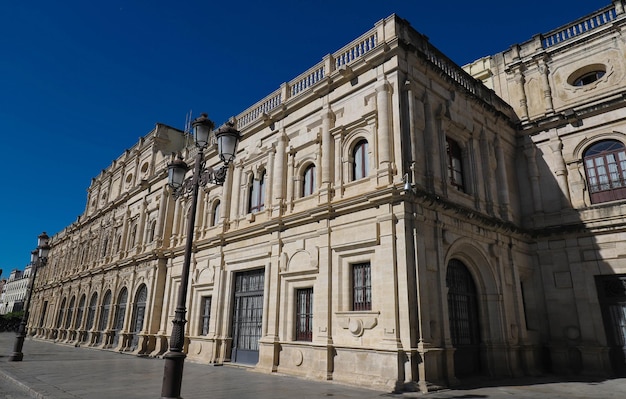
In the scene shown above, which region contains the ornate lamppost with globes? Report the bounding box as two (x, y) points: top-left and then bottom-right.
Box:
(9, 232), (50, 362)
(161, 113), (240, 399)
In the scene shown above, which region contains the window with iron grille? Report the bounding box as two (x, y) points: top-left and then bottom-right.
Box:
(200, 296), (212, 335)
(352, 262), (372, 311)
(295, 288), (313, 341)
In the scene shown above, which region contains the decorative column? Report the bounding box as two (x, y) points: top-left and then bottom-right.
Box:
(320, 108), (335, 202)
(538, 60), (555, 114)
(549, 137), (571, 206)
(266, 146), (276, 213)
(524, 141), (544, 214)
(494, 136), (512, 220)
(422, 92), (436, 191)
(376, 78), (393, 185)
(273, 132), (287, 215)
(229, 161), (243, 226)
(220, 163), (234, 225)
(170, 198), (181, 247)
(513, 67), (529, 121)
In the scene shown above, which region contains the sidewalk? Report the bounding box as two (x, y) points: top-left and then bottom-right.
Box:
(1, 332), (625, 399)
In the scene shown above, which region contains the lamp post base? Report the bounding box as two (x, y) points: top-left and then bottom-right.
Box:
(9, 333), (26, 362)
(8, 352), (24, 362)
(160, 351), (186, 399)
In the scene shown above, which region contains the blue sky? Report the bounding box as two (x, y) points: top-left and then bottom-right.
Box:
(0, 0), (608, 276)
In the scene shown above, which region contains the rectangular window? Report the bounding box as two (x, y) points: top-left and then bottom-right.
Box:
(446, 137), (465, 192)
(296, 288), (313, 341)
(352, 262), (372, 311)
(200, 296), (212, 335)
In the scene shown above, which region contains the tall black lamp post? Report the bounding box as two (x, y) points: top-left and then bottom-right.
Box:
(9, 232), (50, 362)
(161, 113), (240, 399)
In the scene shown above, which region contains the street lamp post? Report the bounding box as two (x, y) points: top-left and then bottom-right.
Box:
(161, 114), (240, 399)
(9, 232), (51, 362)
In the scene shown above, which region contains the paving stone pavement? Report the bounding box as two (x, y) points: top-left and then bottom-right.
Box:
(1, 332), (626, 398)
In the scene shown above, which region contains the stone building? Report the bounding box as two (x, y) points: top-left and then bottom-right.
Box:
(0, 267), (31, 315)
(28, 1), (626, 391)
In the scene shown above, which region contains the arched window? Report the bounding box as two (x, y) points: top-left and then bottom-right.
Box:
(212, 201), (221, 227)
(446, 259), (481, 377)
(249, 171), (266, 213)
(65, 296), (76, 329)
(86, 293), (98, 330)
(74, 295), (86, 329)
(130, 285), (148, 350)
(56, 297), (67, 328)
(97, 290), (112, 344)
(352, 140), (369, 181)
(112, 288), (128, 346)
(302, 164), (316, 197)
(584, 140), (626, 203)
(446, 137), (465, 192)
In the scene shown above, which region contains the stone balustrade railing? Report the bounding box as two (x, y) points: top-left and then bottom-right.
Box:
(232, 14), (516, 130)
(235, 28), (380, 129)
(542, 3), (620, 48)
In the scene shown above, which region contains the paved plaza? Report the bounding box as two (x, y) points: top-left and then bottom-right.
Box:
(1, 332), (626, 398)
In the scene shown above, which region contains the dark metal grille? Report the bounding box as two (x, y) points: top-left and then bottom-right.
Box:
(446, 259), (482, 377)
(74, 295), (86, 329)
(65, 296), (75, 329)
(112, 288), (127, 346)
(56, 298), (66, 328)
(352, 262), (372, 311)
(200, 296), (212, 335)
(231, 269), (264, 364)
(446, 260), (480, 346)
(296, 288), (313, 341)
(96, 291), (111, 344)
(596, 275), (626, 375)
(130, 285), (147, 349)
(86, 293), (97, 330)
(39, 301), (48, 328)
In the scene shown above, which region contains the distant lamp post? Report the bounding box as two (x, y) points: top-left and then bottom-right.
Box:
(161, 114), (240, 399)
(9, 232), (50, 362)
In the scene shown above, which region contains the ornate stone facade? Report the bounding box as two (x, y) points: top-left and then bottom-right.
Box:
(28, 1), (626, 392)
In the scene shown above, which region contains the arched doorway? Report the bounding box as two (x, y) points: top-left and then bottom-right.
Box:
(97, 290), (112, 344)
(112, 287), (128, 347)
(130, 285), (147, 350)
(86, 293), (98, 331)
(446, 259), (482, 377)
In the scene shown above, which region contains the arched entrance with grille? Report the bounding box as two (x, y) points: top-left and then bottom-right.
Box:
(446, 259), (482, 377)
(112, 287), (128, 347)
(130, 284), (147, 351)
(97, 290), (111, 344)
